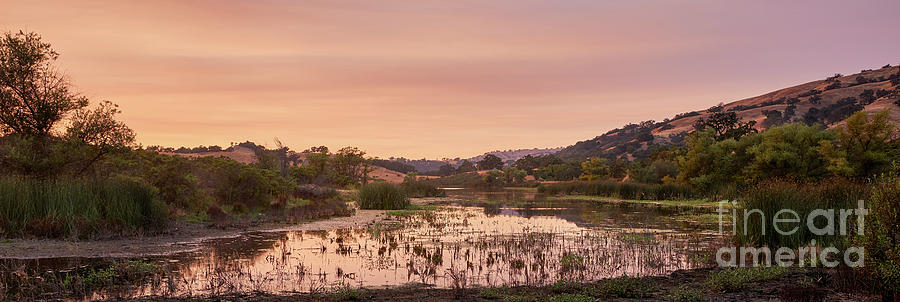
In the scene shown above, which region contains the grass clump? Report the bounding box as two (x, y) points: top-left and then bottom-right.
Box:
(706, 266), (788, 292)
(357, 182), (409, 210)
(668, 285), (705, 302)
(0, 176), (167, 238)
(546, 293), (595, 302)
(596, 276), (653, 298)
(735, 179), (868, 249)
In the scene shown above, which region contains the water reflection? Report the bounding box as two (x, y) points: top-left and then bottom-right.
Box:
(3, 189), (725, 299)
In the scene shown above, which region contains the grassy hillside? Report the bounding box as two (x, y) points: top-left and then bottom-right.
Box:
(557, 65), (900, 161)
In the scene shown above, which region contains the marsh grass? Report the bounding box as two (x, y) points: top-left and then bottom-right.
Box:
(358, 182), (409, 210)
(0, 176), (167, 238)
(538, 181), (697, 201)
(735, 179), (868, 249)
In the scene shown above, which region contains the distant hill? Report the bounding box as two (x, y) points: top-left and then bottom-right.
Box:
(464, 147), (563, 163)
(383, 147), (563, 173)
(555, 64), (900, 161)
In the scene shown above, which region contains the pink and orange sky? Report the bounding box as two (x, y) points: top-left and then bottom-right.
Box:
(3, 0), (900, 159)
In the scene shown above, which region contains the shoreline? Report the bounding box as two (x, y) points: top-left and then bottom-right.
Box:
(0, 209), (388, 260)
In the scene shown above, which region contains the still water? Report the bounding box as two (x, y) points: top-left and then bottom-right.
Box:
(5, 189), (725, 299)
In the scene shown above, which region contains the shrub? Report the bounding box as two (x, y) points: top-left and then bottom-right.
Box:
(864, 174), (900, 297)
(0, 176), (167, 238)
(358, 182), (409, 210)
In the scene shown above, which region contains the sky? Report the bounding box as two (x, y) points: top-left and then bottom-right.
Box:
(3, 0), (900, 159)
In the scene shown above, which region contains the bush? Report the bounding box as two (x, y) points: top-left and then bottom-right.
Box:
(0, 176), (167, 238)
(358, 182), (409, 210)
(864, 174), (900, 296)
(707, 266), (787, 292)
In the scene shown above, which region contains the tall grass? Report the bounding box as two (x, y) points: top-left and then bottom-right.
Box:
(0, 176), (167, 238)
(537, 181), (697, 201)
(400, 180), (445, 198)
(734, 179), (868, 249)
(358, 182), (409, 210)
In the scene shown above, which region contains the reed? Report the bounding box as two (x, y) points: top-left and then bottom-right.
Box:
(358, 182), (409, 210)
(0, 176), (166, 238)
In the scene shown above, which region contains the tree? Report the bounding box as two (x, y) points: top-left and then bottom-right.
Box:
(741, 122), (834, 182)
(503, 167), (527, 184)
(456, 160), (476, 173)
(579, 157), (609, 181)
(332, 146), (373, 186)
(65, 100), (136, 174)
(0, 31), (88, 137)
(437, 163), (455, 176)
(476, 154), (504, 170)
(821, 110), (896, 178)
(693, 112), (757, 141)
(0, 31), (132, 178)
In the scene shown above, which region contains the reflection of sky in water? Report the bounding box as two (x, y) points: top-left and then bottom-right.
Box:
(11, 189), (725, 299)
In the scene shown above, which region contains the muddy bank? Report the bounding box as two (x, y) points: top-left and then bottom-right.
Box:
(0, 210), (388, 259)
(104, 267), (878, 302)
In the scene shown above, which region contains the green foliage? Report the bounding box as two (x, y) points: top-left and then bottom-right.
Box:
(482, 170), (505, 188)
(477, 154), (504, 170)
(668, 286), (705, 302)
(692, 112), (757, 141)
(706, 266), (787, 292)
(823, 110), (895, 178)
(503, 167), (527, 184)
(358, 182), (409, 210)
(535, 163), (581, 181)
(735, 179), (868, 249)
(864, 172), (900, 294)
(596, 276), (653, 298)
(579, 157), (609, 181)
(0, 176), (166, 238)
(537, 181), (696, 200)
(400, 173), (445, 197)
(371, 159), (416, 174)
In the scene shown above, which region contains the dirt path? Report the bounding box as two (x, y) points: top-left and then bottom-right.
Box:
(0, 210), (387, 259)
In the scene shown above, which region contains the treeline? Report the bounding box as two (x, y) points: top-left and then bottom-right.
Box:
(0, 31), (369, 238)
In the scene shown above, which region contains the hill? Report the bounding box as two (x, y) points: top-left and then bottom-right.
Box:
(556, 64), (900, 161)
(383, 147), (563, 173)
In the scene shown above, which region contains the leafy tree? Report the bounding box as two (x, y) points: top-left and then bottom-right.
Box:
(741, 123), (834, 182)
(332, 146), (373, 187)
(692, 112), (757, 141)
(437, 163), (455, 176)
(65, 100), (136, 174)
(0, 31), (88, 137)
(503, 167), (527, 184)
(476, 154), (504, 170)
(579, 157), (609, 181)
(0, 31), (132, 178)
(482, 170), (504, 187)
(456, 160), (476, 173)
(821, 110), (896, 177)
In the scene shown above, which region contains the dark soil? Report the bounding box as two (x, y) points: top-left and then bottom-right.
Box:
(106, 267), (880, 302)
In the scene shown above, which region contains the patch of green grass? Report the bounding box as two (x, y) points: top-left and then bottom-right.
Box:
(479, 287), (503, 299)
(706, 266), (788, 292)
(328, 283), (364, 300)
(668, 285), (705, 302)
(501, 295), (535, 302)
(596, 276), (653, 298)
(547, 293), (595, 302)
